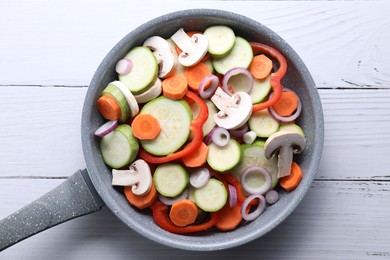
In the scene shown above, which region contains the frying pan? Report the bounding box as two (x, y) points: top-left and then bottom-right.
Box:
(0, 9), (324, 251)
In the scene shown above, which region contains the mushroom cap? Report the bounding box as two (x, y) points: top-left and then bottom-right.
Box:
(129, 159), (153, 195)
(143, 36), (176, 78)
(212, 90), (252, 130)
(264, 131), (306, 178)
(178, 34), (208, 67)
(264, 131), (306, 159)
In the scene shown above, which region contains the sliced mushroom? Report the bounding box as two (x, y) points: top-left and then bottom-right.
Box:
(170, 28), (208, 67)
(143, 36), (177, 78)
(264, 131), (306, 178)
(211, 87), (252, 130)
(133, 77), (162, 104)
(111, 159), (152, 196)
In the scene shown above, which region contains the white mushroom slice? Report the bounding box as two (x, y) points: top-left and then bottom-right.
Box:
(133, 78), (162, 104)
(171, 28), (208, 67)
(143, 36), (177, 78)
(109, 81), (139, 117)
(211, 87), (252, 130)
(111, 159), (152, 196)
(264, 131), (306, 178)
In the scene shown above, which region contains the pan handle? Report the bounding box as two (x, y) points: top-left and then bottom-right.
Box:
(0, 169), (105, 251)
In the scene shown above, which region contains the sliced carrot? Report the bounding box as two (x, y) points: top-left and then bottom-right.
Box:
(124, 181), (157, 209)
(279, 161), (302, 191)
(97, 95), (121, 121)
(169, 199), (199, 227)
(131, 114), (161, 140)
(162, 74), (188, 100)
(215, 202), (242, 231)
(249, 54), (273, 80)
(181, 142), (208, 167)
(184, 62), (211, 91)
(272, 91), (299, 117)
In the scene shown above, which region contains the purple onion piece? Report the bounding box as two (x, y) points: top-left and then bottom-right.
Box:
(222, 67), (254, 96)
(204, 125), (218, 145)
(115, 59), (133, 75)
(241, 165), (272, 195)
(268, 88), (302, 123)
(94, 120), (118, 137)
(229, 123), (249, 138)
(189, 168), (210, 188)
(241, 194), (266, 221)
(198, 74), (219, 99)
(211, 127), (230, 147)
(265, 190), (279, 205)
(228, 184), (237, 208)
(158, 187), (189, 206)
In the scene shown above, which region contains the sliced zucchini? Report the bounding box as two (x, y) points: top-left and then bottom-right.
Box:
(194, 178), (227, 212)
(140, 96), (192, 156)
(204, 25), (236, 57)
(250, 75), (272, 104)
(119, 46), (158, 94)
(207, 139), (242, 172)
(278, 123), (305, 136)
(100, 124), (139, 168)
(153, 163), (189, 197)
(101, 83), (131, 122)
(190, 99), (218, 137)
(212, 36), (253, 75)
(249, 109), (280, 138)
(232, 141), (278, 189)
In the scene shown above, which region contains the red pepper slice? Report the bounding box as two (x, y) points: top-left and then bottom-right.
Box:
(151, 200), (220, 234)
(139, 90), (208, 164)
(250, 42), (287, 112)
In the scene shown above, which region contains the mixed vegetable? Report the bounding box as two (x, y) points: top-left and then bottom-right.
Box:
(95, 25), (306, 233)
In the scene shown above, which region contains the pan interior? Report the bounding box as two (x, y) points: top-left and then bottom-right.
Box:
(81, 9), (324, 251)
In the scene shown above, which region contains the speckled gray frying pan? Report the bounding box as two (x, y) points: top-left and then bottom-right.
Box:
(0, 9), (324, 251)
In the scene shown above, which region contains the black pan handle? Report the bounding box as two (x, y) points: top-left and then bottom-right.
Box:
(0, 169), (105, 251)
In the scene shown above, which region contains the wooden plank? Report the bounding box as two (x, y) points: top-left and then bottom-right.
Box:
(1, 86), (389, 180)
(0, 0), (389, 88)
(1, 179), (389, 259)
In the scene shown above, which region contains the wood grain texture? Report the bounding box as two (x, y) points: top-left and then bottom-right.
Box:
(1, 86), (389, 180)
(0, 179), (389, 259)
(0, 1), (389, 88)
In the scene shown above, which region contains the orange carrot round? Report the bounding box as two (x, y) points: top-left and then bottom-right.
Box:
(279, 161), (302, 191)
(215, 203), (242, 231)
(131, 114), (161, 140)
(181, 142), (208, 167)
(125, 181), (158, 209)
(162, 74), (188, 100)
(184, 62), (211, 91)
(272, 91), (299, 117)
(98, 95), (121, 121)
(249, 54), (273, 80)
(169, 199), (199, 227)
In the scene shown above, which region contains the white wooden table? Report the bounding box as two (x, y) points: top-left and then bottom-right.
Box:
(1, 0), (389, 258)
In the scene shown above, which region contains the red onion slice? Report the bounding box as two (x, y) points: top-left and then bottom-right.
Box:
(189, 167), (210, 188)
(115, 59), (133, 75)
(204, 125), (218, 145)
(265, 189), (279, 204)
(268, 88), (302, 123)
(211, 127), (230, 147)
(228, 184), (237, 208)
(241, 194), (266, 221)
(229, 123), (249, 138)
(222, 67), (254, 96)
(158, 187), (189, 206)
(94, 120), (118, 137)
(198, 74), (219, 99)
(241, 165), (272, 195)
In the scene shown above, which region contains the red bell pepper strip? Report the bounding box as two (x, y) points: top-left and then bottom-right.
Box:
(139, 90), (208, 164)
(211, 171), (248, 204)
(151, 200), (220, 234)
(250, 42), (287, 112)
